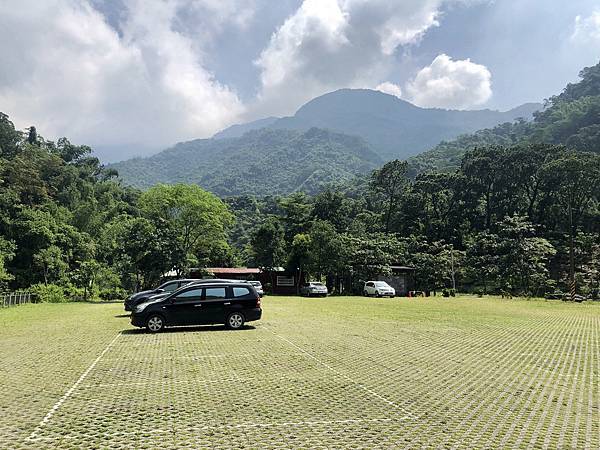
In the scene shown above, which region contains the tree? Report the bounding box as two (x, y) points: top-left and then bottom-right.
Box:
(461, 146), (505, 230)
(496, 215), (556, 296)
(288, 233), (312, 293)
(279, 192), (313, 242)
(540, 151), (600, 295)
(113, 217), (179, 290)
(27, 126), (37, 145)
(73, 260), (101, 300)
(250, 217), (286, 271)
(465, 232), (502, 294)
(370, 159), (409, 233)
(0, 237), (15, 290)
(405, 238), (464, 294)
(33, 245), (68, 285)
(139, 184), (232, 273)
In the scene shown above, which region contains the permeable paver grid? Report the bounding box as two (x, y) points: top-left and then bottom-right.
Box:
(27, 325), (414, 448)
(12, 299), (600, 449)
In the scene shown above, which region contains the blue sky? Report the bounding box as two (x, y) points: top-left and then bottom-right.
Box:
(1, 0), (599, 161)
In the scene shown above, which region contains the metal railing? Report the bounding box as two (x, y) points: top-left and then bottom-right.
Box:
(1, 291), (34, 308)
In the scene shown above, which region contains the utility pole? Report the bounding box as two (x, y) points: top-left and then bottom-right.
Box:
(569, 198), (576, 301)
(450, 247), (456, 291)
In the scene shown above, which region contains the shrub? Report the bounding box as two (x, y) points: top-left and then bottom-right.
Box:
(63, 285), (87, 301)
(99, 287), (128, 301)
(31, 284), (66, 303)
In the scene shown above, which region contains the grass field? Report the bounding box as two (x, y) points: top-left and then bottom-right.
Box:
(0, 295), (599, 449)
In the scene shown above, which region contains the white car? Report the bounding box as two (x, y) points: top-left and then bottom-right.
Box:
(364, 281), (396, 298)
(300, 282), (328, 297)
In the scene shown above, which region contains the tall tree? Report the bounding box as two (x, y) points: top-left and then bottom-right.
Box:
(139, 184), (232, 273)
(370, 159), (409, 233)
(540, 151), (600, 295)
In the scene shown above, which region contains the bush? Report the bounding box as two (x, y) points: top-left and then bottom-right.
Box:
(63, 285), (86, 301)
(99, 287), (128, 301)
(442, 288), (457, 297)
(31, 284), (66, 303)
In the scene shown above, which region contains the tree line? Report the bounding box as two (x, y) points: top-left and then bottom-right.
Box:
(0, 121), (599, 300)
(237, 144), (599, 298)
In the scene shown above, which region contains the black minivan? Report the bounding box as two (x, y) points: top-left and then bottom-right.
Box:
(130, 282), (262, 332)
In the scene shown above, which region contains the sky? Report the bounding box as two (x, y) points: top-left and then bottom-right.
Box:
(0, 0), (599, 162)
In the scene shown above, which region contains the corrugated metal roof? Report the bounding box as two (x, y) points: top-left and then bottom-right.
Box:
(205, 267), (261, 274)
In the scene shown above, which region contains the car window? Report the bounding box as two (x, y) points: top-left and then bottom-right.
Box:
(162, 282), (179, 292)
(233, 287), (251, 297)
(367, 282), (374, 287)
(204, 287), (227, 299)
(174, 288), (202, 300)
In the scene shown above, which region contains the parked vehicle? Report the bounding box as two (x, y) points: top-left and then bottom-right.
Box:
(125, 279), (196, 311)
(363, 281), (395, 298)
(131, 282), (262, 332)
(125, 278), (238, 311)
(247, 280), (264, 297)
(300, 281), (328, 297)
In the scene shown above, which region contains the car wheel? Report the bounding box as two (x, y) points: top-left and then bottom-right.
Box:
(226, 312), (245, 330)
(363, 290), (368, 296)
(146, 314), (165, 333)
(376, 292), (382, 298)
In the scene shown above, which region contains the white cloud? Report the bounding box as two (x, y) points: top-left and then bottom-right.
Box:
(252, 0), (448, 117)
(0, 0), (244, 161)
(405, 54), (492, 109)
(571, 10), (600, 44)
(375, 82), (402, 98)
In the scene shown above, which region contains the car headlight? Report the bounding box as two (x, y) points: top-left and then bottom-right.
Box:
(135, 303), (149, 313)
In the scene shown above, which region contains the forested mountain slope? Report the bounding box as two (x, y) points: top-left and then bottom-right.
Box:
(409, 61), (600, 174)
(112, 128), (382, 196)
(215, 89), (540, 160)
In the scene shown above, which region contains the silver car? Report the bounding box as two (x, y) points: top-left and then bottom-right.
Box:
(363, 281), (396, 298)
(248, 281), (264, 297)
(300, 282), (328, 297)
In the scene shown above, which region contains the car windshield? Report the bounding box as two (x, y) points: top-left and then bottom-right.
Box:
(375, 282), (390, 287)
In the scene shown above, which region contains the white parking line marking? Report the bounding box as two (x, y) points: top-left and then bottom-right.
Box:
(264, 326), (416, 420)
(27, 332), (122, 441)
(28, 417), (406, 442)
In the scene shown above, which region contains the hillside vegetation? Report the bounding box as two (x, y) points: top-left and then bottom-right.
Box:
(410, 61), (600, 174)
(216, 89), (540, 160)
(112, 128), (382, 195)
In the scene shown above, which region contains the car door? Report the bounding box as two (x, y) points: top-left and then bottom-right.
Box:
(199, 286), (229, 324)
(366, 282), (375, 295)
(163, 287), (203, 325)
(231, 286), (254, 311)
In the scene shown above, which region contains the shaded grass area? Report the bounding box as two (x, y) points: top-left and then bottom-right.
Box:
(0, 296), (598, 448)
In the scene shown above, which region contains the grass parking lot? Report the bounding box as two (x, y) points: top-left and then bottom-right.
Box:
(1, 295), (599, 449)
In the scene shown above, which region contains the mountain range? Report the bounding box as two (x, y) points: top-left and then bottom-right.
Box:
(214, 89), (540, 160)
(409, 61), (600, 173)
(113, 89), (540, 195)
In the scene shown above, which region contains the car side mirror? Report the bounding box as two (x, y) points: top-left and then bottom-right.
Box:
(156, 288), (165, 293)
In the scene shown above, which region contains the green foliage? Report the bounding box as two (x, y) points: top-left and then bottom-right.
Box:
(370, 159), (409, 232)
(112, 128), (382, 196)
(139, 184), (233, 275)
(250, 217), (286, 270)
(31, 283), (66, 303)
(410, 60), (600, 173)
